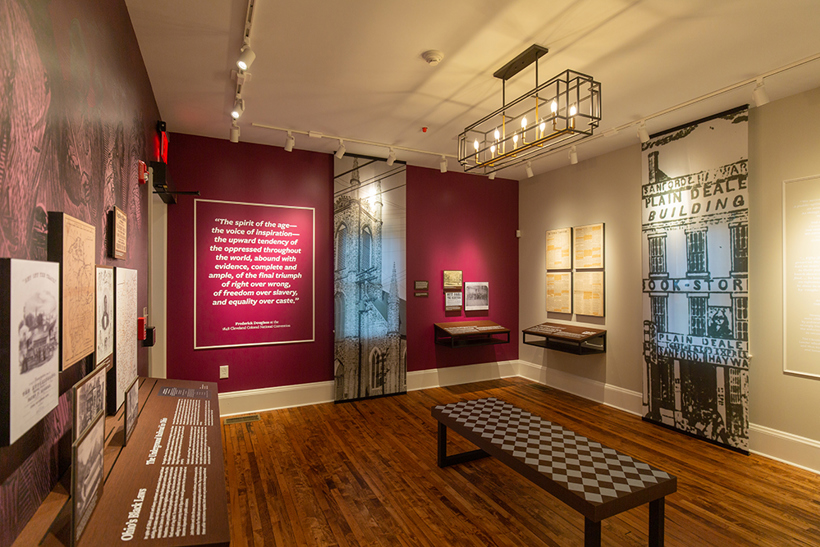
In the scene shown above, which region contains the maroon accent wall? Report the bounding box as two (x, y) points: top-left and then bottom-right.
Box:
(406, 166), (519, 370)
(165, 134), (335, 392)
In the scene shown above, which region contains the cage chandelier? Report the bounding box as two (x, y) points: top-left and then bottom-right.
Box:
(458, 45), (601, 175)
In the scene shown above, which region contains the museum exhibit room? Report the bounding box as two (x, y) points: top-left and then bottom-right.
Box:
(3, 0), (820, 545)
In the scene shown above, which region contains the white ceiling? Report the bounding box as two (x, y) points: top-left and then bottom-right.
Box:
(125, 0), (820, 181)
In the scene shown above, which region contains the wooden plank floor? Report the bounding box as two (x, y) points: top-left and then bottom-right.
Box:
(221, 378), (820, 546)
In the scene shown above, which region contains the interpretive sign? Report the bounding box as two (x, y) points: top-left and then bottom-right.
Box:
(111, 206), (127, 259)
(546, 272), (572, 314)
(194, 199), (315, 349)
(95, 266), (114, 370)
(546, 227), (572, 270)
(73, 364), (106, 441)
(445, 290), (463, 311)
(573, 223), (604, 269)
(109, 267), (138, 414)
(574, 271), (604, 317)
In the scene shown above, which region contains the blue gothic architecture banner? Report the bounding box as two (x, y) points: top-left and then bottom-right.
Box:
(641, 107), (749, 451)
(333, 157), (407, 402)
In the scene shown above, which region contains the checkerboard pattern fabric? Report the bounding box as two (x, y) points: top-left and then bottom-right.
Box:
(434, 398), (674, 505)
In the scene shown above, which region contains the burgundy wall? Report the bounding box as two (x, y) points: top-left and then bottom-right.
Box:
(406, 166), (519, 371)
(165, 134), (335, 392)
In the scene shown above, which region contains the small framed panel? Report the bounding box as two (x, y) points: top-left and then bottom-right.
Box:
(444, 290), (463, 311)
(546, 272), (572, 314)
(414, 292), (429, 298)
(95, 266), (114, 370)
(573, 271), (605, 317)
(573, 223), (605, 270)
(73, 364), (106, 441)
(71, 412), (104, 546)
(464, 282), (489, 311)
(443, 270), (463, 290)
(111, 206), (128, 259)
(124, 377), (139, 445)
(414, 280), (429, 291)
(546, 227), (572, 270)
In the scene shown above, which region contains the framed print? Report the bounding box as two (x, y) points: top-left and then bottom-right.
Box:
(546, 272), (572, 314)
(443, 270), (463, 290)
(414, 280), (429, 291)
(108, 267), (137, 414)
(72, 412), (104, 546)
(124, 377), (139, 445)
(464, 282), (489, 311)
(73, 364), (106, 441)
(48, 212), (96, 370)
(95, 266), (114, 370)
(574, 271), (605, 317)
(0, 259), (60, 446)
(546, 227), (572, 270)
(444, 290), (462, 311)
(573, 223), (605, 269)
(111, 206), (127, 259)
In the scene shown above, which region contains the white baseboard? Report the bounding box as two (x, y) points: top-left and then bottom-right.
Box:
(749, 423), (820, 475)
(407, 360), (519, 391)
(219, 380), (335, 417)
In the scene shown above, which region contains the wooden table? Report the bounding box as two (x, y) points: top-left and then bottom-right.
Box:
(432, 398), (676, 546)
(434, 320), (510, 348)
(522, 322), (607, 355)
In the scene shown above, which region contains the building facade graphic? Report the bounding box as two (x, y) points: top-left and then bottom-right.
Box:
(641, 109), (749, 451)
(334, 158), (406, 402)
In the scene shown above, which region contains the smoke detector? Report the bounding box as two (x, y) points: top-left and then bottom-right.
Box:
(421, 50), (444, 66)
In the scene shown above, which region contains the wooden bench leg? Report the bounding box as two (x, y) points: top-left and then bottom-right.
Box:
(584, 518), (601, 547)
(436, 422), (490, 468)
(649, 497), (665, 547)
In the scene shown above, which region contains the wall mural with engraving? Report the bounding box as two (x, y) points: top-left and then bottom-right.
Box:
(641, 107), (749, 451)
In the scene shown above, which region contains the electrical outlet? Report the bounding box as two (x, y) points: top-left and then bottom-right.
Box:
(219, 365), (229, 379)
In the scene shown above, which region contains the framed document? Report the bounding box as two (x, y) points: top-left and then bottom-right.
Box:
(573, 223), (605, 269)
(443, 270), (462, 289)
(95, 266), (114, 370)
(72, 412), (104, 546)
(73, 364), (106, 441)
(48, 212), (96, 370)
(111, 206), (127, 259)
(546, 272), (572, 314)
(414, 280), (429, 291)
(574, 271), (605, 317)
(546, 227), (572, 270)
(464, 282), (489, 311)
(444, 290), (463, 311)
(108, 267), (138, 414)
(0, 259), (60, 446)
(124, 377), (139, 445)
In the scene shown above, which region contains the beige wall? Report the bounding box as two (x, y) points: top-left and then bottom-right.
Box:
(519, 86), (820, 449)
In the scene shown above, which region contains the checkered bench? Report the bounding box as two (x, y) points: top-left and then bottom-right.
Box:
(432, 398), (677, 547)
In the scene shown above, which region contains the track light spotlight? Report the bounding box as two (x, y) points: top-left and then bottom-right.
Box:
(237, 46), (256, 71)
(488, 172), (496, 180)
(284, 131), (295, 152)
(335, 140), (346, 159)
(440, 156), (447, 173)
(386, 148), (396, 166)
(752, 78), (769, 107)
(569, 146), (578, 165)
(526, 162), (534, 178)
(637, 122), (650, 144)
(230, 122), (240, 143)
(231, 98), (244, 119)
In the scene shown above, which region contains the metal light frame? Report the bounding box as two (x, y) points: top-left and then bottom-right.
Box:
(458, 45), (602, 175)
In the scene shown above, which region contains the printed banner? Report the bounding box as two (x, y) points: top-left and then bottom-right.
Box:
(194, 199), (314, 349)
(641, 108), (749, 451)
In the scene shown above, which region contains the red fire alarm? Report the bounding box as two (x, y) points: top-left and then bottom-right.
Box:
(138, 160), (148, 184)
(138, 317), (146, 340)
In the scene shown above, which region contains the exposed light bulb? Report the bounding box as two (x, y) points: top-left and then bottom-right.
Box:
(569, 104), (577, 116)
(539, 120), (546, 133)
(490, 144), (496, 157)
(231, 98), (244, 119)
(521, 117), (527, 129)
(494, 129), (500, 141)
(473, 139), (479, 151)
(550, 100), (558, 114)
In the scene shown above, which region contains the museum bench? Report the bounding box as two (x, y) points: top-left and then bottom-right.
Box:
(433, 320), (511, 348)
(522, 322), (607, 355)
(431, 398), (676, 547)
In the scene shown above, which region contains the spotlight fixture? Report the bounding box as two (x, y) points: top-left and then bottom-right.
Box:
(231, 98), (244, 119)
(569, 146), (578, 165)
(488, 172), (496, 180)
(284, 131), (295, 152)
(637, 122), (650, 144)
(335, 140), (346, 159)
(526, 161), (534, 178)
(230, 122), (240, 143)
(237, 45), (256, 71)
(440, 156), (448, 173)
(386, 148), (396, 166)
(458, 44), (601, 176)
(752, 78), (769, 107)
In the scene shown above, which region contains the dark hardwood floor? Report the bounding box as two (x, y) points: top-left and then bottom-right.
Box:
(221, 378), (820, 546)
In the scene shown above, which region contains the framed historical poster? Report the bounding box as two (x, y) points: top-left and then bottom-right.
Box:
(443, 270), (463, 290)
(95, 266), (114, 370)
(48, 212), (96, 370)
(72, 412), (104, 546)
(108, 267), (138, 414)
(414, 280), (429, 291)
(444, 290), (463, 311)
(73, 364), (106, 441)
(0, 259), (60, 446)
(464, 282), (489, 311)
(574, 271), (605, 317)
(111, 206), (127, 259)
(546, 272), (572, 314)
(573, 223), (605, 269)
(124, 377), (139, 445)
(546, 227), (572, 270)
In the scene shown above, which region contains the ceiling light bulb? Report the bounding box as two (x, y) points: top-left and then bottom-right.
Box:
(569, 146), (578, 165)
(387, 148), (396, 166)
(521, 117), (527, 129)
(490, 144), (496, 154)
(569, 104), (577, 116)
(237, 46), (256, 71)
(637, 122), (650, 144)
(230, 122), (240, 143)
(440, 156), (447, 173)
(550, 100), (558, 114)
(284, 131), (295, 152)
(335, 140), (346, 159)
(231, 98), (244, 119)
(473, 139), (479, 151)
(539, 120), (546, 133)
(494, 129), (500, 141)
(526, 162), (533, 178)
(513, 134), (518, 144)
